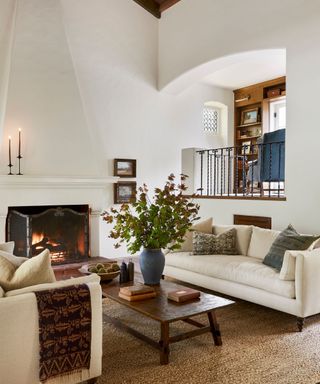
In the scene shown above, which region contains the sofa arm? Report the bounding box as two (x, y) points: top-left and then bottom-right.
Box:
(279, 250), (302, 281)
(294, 248), (320, 317)
(6, 273), (100, 297)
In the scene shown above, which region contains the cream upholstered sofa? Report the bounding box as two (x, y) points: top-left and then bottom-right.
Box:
(0, 273), (102, 384)
(164, 224), (320, 331)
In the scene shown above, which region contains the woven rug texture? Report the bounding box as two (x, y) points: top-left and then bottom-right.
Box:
(99, 297), (320, 384)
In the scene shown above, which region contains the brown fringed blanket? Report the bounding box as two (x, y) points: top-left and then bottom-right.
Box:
(35, 284), (92, 382)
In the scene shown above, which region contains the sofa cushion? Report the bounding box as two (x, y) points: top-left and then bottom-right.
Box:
(0, 241), (15, 254)
(176, 217), (213, 252)
(0, 249), (56, 291)
(0, 250), (28, 267)
(6, 273), (100, 297)
(193, 229), (237, 255)
(166, 252), (295, 298)
(0, 256), (16, 288)
(263, 224), (320, 271)
(213, 225), (252, 256)
(247, 226), (280, 260)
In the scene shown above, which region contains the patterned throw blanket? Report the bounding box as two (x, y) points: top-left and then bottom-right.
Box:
(35, 284), (92, 382)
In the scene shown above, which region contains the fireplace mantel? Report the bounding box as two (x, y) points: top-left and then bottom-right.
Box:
(0, 175), (119, 189)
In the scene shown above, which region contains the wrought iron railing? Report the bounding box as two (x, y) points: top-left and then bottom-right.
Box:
(196, 141), (285, 198)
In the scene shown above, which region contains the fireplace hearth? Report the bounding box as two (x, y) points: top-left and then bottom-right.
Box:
(6, 205), (90, 265)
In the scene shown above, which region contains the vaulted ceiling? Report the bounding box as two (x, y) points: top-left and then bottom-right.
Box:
(133, 0), (181, 18)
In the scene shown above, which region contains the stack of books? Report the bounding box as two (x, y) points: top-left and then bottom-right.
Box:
(119, 284), (156, 302)
(167, 287), (200, 303)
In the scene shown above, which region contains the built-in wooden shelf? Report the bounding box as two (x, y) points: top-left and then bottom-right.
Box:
(237, 135), (261, 140)
(237, 122), (262, 128)
(233, 76), (286, 191)
(263, 95), (286, 103)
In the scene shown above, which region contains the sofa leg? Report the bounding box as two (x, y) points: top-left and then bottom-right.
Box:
(297, 317), (305, 332)
(86, 379), (98, 384)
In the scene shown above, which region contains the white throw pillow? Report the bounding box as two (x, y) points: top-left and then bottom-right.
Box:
(247, 226), (280, 259)
(213, 225), (252, 255)
(175, 218), (213, 252)
(0, 250), (28, 267)
(6, 273), (100, 297)
(0, 249), (56, 291)
(0, 241), (15, 254)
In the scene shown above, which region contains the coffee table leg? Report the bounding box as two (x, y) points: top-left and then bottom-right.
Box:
(159, 322), (170, 365)
(207, 310), (222, 346)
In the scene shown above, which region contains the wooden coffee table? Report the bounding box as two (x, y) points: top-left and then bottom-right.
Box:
(101, 276), (234, 365)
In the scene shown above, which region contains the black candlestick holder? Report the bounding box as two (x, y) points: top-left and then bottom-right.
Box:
(17, 155), (23, 175)
(8, 162), (13, 175)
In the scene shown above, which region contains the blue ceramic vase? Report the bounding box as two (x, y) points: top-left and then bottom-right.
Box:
(139, 248), (165, 285)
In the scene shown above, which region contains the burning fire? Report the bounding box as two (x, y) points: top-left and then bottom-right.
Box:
(32, 232), (67, 263)
(32, 232), (44, 246)
(31, 227), (87, 264)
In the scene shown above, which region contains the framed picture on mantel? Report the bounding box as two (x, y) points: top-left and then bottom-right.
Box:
(114, 182), (137, 204)
(114, 159), (137, 178)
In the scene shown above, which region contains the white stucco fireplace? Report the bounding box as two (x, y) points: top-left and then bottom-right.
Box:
(0, 175), (118, 258)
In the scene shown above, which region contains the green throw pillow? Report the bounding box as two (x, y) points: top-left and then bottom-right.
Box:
(263, 224), (320, 271)
(193, 229), (238, 255)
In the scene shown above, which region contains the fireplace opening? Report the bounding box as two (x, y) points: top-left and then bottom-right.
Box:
(6, 205), (90, 265)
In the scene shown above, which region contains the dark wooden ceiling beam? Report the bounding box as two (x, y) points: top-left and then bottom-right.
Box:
(133, 0), (181, 18)
(133, 0), (161, 19)
(158, 0), (181, 12)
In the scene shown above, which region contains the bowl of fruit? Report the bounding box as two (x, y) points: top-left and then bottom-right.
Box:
(80, 262), (120, 282)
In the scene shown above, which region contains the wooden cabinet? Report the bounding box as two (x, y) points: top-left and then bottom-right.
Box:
(233, 76), (286, 191)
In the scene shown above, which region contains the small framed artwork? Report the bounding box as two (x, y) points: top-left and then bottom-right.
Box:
(114, 182), (137, 204)
(114, 159), (136, 178)
(241, 141), (251, 155)
(241, 108), (259, 125)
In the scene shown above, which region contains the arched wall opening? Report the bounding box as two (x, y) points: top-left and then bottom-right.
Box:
(179, 49), (286, 196)
(160, 49), (286, 95)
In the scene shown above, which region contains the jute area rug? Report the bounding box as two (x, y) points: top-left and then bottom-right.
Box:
(99, 297), (320, 384)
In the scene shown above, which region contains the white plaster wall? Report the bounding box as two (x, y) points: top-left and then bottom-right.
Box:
(159, 0), (320, 234)
(60, 0), (233, 190)
(1, 0), (318, 248)
(0, 0), (234, 183)
(0, 0), (16, 142)
(0, 0), (101, 176)
(0, 0), (234, 257)
(159, 0), (319, 89)
(60, 0), (234, 257)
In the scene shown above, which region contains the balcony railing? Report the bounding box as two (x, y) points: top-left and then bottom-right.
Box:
(196, 141), (285, 199)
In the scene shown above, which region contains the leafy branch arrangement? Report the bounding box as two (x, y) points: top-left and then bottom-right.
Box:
(102, 174), (200, 254)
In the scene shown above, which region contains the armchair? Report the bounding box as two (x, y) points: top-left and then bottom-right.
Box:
(247, 128), (286, 194)
(0, 274), (102, 384)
